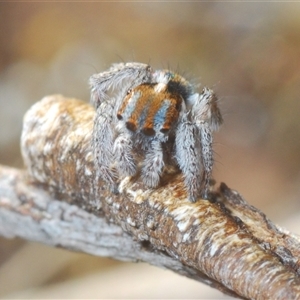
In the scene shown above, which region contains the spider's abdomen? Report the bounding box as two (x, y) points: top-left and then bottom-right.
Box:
(117, 83), (183, 136)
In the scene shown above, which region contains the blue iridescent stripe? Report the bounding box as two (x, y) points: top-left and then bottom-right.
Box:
(153, 100), (171, 128)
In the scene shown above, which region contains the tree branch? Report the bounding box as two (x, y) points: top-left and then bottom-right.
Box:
(0, 164), (238, 298)
(1, 95), (299, 299)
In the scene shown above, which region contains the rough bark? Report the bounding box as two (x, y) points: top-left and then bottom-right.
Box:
(0, 164), (238, 298)
(0, 95), (299, 299)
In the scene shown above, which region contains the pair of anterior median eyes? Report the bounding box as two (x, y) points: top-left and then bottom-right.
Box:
(116, 82), (183, 136)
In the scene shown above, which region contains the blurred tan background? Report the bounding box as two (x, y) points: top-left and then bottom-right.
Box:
(0, 2), (300, 299)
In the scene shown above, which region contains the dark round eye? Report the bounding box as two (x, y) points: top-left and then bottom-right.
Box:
(142, 127), (155, 136)
(126, 121), (137, 132)
(160, 127), (170, 134)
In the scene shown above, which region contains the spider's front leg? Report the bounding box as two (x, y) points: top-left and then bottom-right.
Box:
(198, 123), (213, 199)
(189, 88), (222, 200)
(89, 62), (152, 109)
(90, 62), (152, 193)
(142, 138), (165, 188)
(93, 102), (118, 193)
(175, 114), (203, 202)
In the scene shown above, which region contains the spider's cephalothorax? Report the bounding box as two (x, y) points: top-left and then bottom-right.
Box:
(90, 62), (222, 202)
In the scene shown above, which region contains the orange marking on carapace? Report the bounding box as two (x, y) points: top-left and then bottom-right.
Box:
(117, 91), (135, 119)
(143, 87), (182, 133)
(128, 85), (154, 133)
(118, 83), (182, 134)
(161, 95), (182, 132)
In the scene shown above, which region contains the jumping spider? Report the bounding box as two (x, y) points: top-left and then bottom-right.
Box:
(90, 62), (222, 202)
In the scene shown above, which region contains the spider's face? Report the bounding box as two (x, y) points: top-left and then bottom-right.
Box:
(117, 79), (185, 137)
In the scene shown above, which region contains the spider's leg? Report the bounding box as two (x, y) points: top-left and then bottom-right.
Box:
(93, 103), (118, 193)
(89, 62), (152, 109)
(175, 115), (202, 202)
(113, 129), (137, 177)
(189, 89), (220, 199)
(141, 138), (165, 188)
(90, 63), (152, 194)
(197, 123), (213, 199)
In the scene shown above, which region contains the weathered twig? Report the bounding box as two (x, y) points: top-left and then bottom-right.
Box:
(0, 164), (238, 298)
(1, 95), (300, 299)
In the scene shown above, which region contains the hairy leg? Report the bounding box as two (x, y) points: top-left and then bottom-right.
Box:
(189, 90), (218, 199)
(113, 130), (137, 177)
(90, 63), (152, 192)
(198, 123), (213, 199)
(175, 115), (202, 202)
(89, 62), (152, 109)
(141, 139), (165, 188)
(93, 103), (118, 193)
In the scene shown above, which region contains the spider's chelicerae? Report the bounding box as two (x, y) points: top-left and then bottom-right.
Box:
(90, 62), (222, 202)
